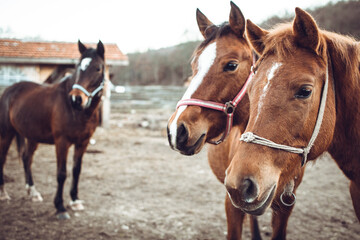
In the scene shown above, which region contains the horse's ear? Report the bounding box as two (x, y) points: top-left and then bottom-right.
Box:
(229, 1), (245, 38)
(293, 7), (320, 52)
(78, 40), (87, 54)
(96, 40), (105, 59)
(246, 19), (269, 54)
(196, 8), (216, 39)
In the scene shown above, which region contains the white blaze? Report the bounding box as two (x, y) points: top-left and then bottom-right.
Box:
(169, 42), (217, 147)
(80, 57), (92, 71)
(254, 62), (282, 123)
(267, 62), (282, 81)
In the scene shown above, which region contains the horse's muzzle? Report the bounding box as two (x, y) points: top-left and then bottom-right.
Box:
(167, 124), (206, 155)
(69, 89), (89, 110)
(70, 94), (89, 111)
(225, 178), (276, 216)
(71, 95), (83, 110)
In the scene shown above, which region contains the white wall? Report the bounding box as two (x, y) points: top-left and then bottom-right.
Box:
(0, 64), (40, 86)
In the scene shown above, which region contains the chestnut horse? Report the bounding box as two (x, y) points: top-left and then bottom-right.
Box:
(0, 40), (105, 219)
(225, 7), (360, 226)
(167, 2), (304, 239)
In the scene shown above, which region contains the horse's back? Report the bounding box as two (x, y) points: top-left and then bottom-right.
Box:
(0, 81), (64, 143)
(0, 81), (41, 135)
(0, 81), (48, 109)
(0, 81), (55, 112)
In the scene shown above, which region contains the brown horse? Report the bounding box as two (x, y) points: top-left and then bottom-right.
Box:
(0, 40), (105, 219)
(167, 2), (304, 239)
(225, 7), (360, 225)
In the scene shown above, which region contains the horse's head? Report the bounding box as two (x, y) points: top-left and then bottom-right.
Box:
(167, 2), (253, 155)
(224, 8), (336, 215)
(69, 40), (105, 110)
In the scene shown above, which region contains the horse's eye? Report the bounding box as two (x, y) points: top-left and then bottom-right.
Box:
(96, 66), (102, 72)
(224, 61), (238, 72)
(295, 86), (312, 99)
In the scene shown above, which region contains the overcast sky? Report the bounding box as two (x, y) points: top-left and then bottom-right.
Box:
(0, 0), (338, 53)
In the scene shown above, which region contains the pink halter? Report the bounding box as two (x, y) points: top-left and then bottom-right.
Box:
(176, 65), (255, 145)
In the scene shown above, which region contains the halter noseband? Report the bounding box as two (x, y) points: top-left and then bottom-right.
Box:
(240, 61), (330, 167)
(176, 58), (256, 145)
(72, 79), (105, 108)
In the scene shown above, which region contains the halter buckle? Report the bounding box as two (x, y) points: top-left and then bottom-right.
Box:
(225, 102), (235, 115)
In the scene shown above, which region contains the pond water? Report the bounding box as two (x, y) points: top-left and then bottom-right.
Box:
(0, 85), (187, 112)
(110, 85), (186, 111)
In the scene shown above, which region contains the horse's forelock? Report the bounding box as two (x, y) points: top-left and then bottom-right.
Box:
(192, 23), (243, 63)
(80, 48), (103, 62)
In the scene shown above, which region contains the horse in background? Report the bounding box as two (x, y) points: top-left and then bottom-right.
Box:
(167, 2), (304, 239)
(0, 40), (105, 220)
(225, 7), (360, 224)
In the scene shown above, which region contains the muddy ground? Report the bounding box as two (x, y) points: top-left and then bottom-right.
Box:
(0, 109), (359, 240)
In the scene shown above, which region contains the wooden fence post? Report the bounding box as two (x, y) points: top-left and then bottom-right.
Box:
(101, 67), (111, 128)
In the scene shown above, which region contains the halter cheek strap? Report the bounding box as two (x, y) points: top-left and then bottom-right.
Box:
(176, 53), (258, 145)
(177, 70), (254, 145)
(72, 80), (105, 108)
(240, 61), (330, 167)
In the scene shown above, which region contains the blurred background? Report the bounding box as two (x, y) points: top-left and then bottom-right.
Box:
(1, 2), (360, 239)
(0, 0), (359, 111)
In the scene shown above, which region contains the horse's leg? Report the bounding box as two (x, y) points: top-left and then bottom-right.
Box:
(271, 169), (304, 239)
(249, 215), (262, 240)
(270, 206), (294, 240)
(54, 137), (71, 220)
(0, 133), (14, 200)
(225, 194), (261, 240)
(349, 180), (360, 221)
(69, 141), (88, 211)
(22, 140), (43, 202)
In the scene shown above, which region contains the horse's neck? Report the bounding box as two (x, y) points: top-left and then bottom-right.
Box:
(234, 95), (250, 133)
(328, 38), (360, 124)
(233, 51), (255, 133)
(327, 37), (360, 172)
(63, 75), (75, 93)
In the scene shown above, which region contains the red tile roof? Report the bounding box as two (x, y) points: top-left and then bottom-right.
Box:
(0, 39), (128, 64)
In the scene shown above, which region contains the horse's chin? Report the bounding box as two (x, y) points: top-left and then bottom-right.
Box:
(70, 99), (84, 111)
(179, 134), (206, 156)
(72, 105), (84, 111)
(228, 184), (276, 216)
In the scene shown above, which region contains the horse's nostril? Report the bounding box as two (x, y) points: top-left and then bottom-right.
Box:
(240, 178), (259, 203)
(225, 177), (259, 204)
(71, 95), (83, 110)
(75, 96), (82, 105)
(176, 123), (188, 148)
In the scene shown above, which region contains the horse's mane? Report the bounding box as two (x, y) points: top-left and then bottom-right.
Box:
(261, 22), (360, 72)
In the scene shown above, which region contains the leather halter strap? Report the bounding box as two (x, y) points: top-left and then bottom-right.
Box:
(176, 66), (255, 145)
(72, 79), (104, 108)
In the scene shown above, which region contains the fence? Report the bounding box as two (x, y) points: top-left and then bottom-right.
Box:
(110, 85), (186, 112)
(0, 85), (186, 112)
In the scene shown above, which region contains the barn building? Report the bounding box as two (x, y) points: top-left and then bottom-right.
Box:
(0, 38), (128, 85)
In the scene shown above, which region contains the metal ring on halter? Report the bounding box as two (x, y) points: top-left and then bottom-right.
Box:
(225, 101), (235, 114)
(280, 191), (296, 207)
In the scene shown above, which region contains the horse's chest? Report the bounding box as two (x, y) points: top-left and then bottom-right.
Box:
(65, 117), (98, 143)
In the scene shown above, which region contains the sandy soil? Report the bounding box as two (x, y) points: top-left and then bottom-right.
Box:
(0, 109), (359, 240)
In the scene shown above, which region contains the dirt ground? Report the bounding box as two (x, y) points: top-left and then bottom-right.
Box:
(0, 108), (359, 240)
